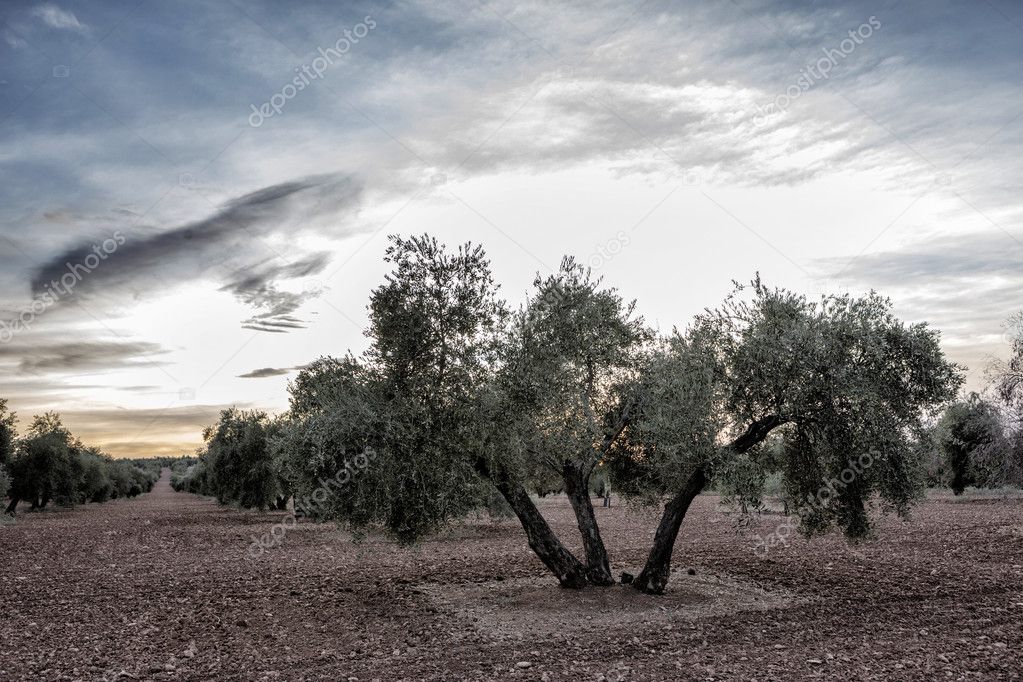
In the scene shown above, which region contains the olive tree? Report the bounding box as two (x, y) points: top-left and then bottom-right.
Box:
(981, 312), (1023, 487)
(273, 237), (505, 545)
(6, 412), (83, 512)
(198, 408), (284, 509)
(250, 236), (963, 595)
(934, 394), (1001, 494)
(0, 399), (15, 468)
(0, 400), (15, 508)
(993, 312), (1023, 410)
(78, 447), (115, 503)
(272, 355), (394, 531)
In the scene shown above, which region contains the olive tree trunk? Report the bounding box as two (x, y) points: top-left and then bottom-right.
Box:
(563, 461), (614, 585)
(633, 415), (788, 594)
(632, 468), (706, 594)
(476, 458), (588, 588)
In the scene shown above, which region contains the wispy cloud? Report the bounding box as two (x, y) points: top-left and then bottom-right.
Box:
(0, 340), (169, 374)
(237, 366), (304, 378)
(31, 4), (88, 32)
(817, 228), (1023, 381)
(221, 252), (331, 332)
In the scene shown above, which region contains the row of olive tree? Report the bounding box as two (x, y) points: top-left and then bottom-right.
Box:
(1, 404), (157, 514)
(177, 234), (963, 594)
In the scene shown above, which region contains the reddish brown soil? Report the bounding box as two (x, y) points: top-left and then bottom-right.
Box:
(1, 471), (1021, 681)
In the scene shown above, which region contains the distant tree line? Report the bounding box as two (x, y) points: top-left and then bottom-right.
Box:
(173, 233), (978, 594)
(0, 405), (157, 514)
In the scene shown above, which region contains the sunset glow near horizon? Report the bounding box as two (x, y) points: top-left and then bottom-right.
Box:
(1, 1), (1021, 457)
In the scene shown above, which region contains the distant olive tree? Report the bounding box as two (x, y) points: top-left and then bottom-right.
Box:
(0, 399), (15, 468)
(0, 400), (15, 507)
(78, 447), (115, 503)
(3, 412), (156, 513)
(934, 394), (1001, 494)
(6, 413), (83, 512)
(980, 312), (1023, 487)
(993, 312), (1023, 410)
(195, 408), (286, 510)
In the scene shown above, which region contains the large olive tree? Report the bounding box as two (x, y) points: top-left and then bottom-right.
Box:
(272, 236), (507, 545)
(270, 237), (963, 594)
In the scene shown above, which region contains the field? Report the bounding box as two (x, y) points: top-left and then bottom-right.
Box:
(1, 470), (1021, 681)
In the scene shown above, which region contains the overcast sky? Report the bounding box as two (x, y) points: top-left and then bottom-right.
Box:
(1, 0), (1021, 457)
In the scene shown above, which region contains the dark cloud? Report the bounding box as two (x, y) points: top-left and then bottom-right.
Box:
(27, 175), (361, 331)
(819, 230), (1023, 286)
(220, 252), (330, 331)
(237, 367), (297, 379)
(0, 340), (169, 374)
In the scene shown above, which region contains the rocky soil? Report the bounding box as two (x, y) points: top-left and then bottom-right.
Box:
(1, 470), (1021, 680)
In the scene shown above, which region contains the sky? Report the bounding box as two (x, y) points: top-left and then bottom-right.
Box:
(1, 0), (1021, 458)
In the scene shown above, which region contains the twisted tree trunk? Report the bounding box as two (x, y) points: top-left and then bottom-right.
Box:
(632, 468), (706, 594)
(563, 461), (614, 585)
(633, 415), (789, 594)
(476, 458), (588, 588)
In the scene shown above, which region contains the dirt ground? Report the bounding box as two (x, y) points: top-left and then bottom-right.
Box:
(1, 470), (1021, 681)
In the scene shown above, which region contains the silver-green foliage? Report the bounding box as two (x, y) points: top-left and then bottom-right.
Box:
(611, 278), (963, 540)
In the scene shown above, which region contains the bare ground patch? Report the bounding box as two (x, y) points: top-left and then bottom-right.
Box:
(417, 571), (804, 639)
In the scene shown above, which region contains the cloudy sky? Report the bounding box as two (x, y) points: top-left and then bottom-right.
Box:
(1, 0), (1021, 457)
